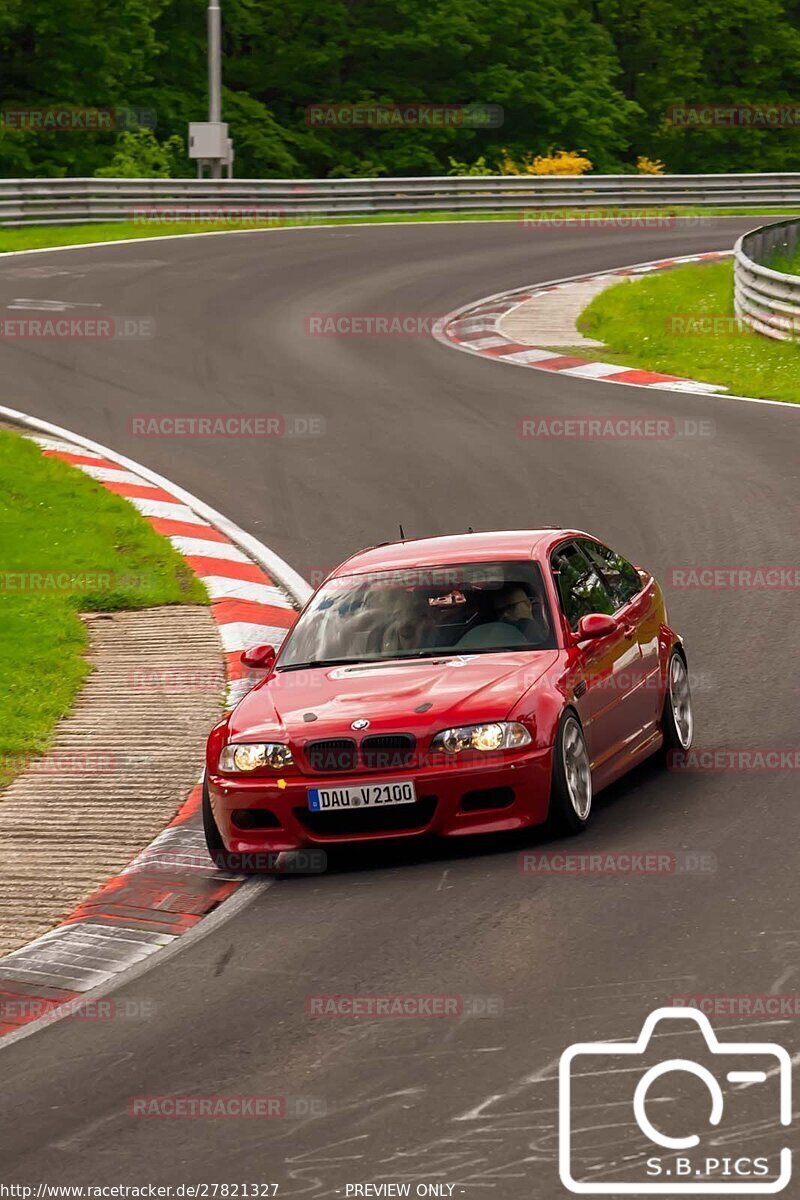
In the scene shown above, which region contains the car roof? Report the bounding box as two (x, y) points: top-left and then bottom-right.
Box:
(331, 529), (591, 575)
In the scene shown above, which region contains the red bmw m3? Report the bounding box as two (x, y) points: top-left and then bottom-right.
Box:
(203, 530), (693, 866)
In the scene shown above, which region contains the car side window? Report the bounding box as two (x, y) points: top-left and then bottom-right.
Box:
(579, 540), (641, 610)
(551, 542), (616, 632)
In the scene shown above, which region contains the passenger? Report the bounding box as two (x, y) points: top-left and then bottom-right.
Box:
(491, 583), (549, 645)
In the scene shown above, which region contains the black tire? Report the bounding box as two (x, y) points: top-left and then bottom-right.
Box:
(546, 710), (592, 836)
(202, 774), (240, 872)
(660, 647), (694, 760)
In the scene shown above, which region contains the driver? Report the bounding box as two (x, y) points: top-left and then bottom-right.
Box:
(380, 591), (436, 654)
(491, 583), (549, 645)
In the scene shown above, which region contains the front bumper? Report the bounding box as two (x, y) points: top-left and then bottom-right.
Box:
(207, 747), (554, 853)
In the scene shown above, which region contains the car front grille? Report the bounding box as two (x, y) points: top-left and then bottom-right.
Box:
(360, 734), (417, 770)
(303, 734), (417, 773)
(304, 738), (358, 773)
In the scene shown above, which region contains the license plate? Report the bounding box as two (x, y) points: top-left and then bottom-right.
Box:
(308, 780), (417, 811)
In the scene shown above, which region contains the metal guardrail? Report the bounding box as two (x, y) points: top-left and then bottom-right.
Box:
(734, 218), (800, 340)
(2, 173), (800, 226)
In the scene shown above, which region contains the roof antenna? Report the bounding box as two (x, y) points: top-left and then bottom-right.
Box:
(399, 524), (405, 540)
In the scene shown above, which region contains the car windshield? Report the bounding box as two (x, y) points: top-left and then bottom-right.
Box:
(277, 560), (556, 668)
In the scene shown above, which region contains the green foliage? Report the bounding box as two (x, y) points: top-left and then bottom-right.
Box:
(1, 0), (800, 178)
(447, 156), (495, 175)
(593, 0), (800, 173)
(95, 129), (189, 177)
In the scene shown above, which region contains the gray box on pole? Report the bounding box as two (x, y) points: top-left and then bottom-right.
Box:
(188, 122), (229, 160)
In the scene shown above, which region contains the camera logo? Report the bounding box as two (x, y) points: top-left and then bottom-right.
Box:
(559, 1006), (792, 1194)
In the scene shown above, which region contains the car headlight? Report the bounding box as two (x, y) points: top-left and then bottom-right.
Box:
(431, 722), (531, 754)
(218, 743), (294, 772)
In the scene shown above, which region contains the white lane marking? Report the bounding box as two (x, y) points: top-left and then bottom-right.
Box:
(127, 496), (209, 524)
(8, 298), (103, 311)
(77, 463), (157, 487)
(218, 621), (290, 652)
(769, 966), (796, 992)
(169, 535), (250, 562)
(202, 576), (294, 607)
(454, 1053), (563, 1121)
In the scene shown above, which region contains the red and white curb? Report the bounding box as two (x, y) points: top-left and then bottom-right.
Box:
(0, 406), (312, 1040)
(435, 250), (732, 394)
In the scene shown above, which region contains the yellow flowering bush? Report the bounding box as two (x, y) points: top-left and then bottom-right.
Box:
(636, 155), (666, 174)
(498, 149), (592, 175)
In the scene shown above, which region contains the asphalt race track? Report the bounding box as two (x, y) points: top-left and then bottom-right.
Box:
(1, 219), (798, 1195)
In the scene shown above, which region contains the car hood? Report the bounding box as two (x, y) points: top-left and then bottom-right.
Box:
(227, 651), (559, 742)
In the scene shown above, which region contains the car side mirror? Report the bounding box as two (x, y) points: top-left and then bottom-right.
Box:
(576, 613), (619, 642)
(240, 644), (276, 670)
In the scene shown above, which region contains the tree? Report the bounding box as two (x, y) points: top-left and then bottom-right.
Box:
(595, 0), (800, 171)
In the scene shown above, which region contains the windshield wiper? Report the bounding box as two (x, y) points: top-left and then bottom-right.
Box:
(278, 650), (461, 671)
(277, 657), (363, 671)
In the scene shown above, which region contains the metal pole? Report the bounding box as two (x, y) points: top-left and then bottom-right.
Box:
(208, 0), (222, 179)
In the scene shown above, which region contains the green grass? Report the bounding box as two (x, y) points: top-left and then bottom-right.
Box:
(768, 244), (800, 276)
(0, 207), (799, 254)
(576, 259), (800, 403)
(0, 429), (207, 787)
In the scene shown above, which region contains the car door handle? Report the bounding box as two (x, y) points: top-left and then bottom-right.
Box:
(622, 623), (636, 639)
